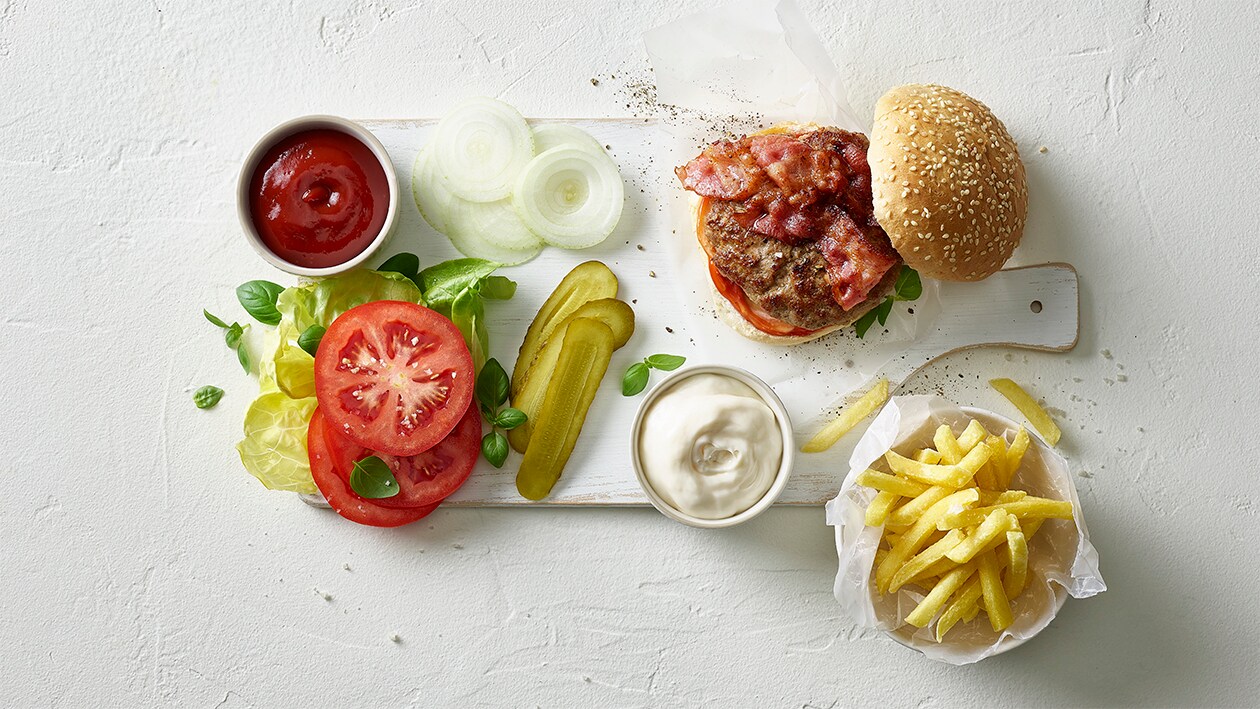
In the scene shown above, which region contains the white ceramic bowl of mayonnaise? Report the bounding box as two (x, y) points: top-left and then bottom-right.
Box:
(630, 365), (794, 528)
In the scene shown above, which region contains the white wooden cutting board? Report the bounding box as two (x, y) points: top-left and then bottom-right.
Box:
(359, 119), (1078, 507)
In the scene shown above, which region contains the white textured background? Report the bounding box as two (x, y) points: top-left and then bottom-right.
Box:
(2, 0), (1258, 706)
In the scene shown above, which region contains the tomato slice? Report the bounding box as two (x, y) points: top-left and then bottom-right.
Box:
(308, 409), (440, 527)
(314, 300), (475, 457)
(707, 262), (820, 338)
(696, 197), (820, 339)
(322, 402), (481, 509)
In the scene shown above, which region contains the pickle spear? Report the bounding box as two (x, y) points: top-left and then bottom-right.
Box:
(508, 298), (635, 453)
(515, 318), (615, 500)
(511, 261), (618, 397)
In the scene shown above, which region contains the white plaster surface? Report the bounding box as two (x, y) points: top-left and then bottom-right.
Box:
(1, 0), (1258, 706)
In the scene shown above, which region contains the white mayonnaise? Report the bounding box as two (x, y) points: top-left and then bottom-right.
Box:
(637, 373), (783, 520)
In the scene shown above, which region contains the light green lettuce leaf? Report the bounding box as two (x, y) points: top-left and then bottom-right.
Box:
(276, 269), (423, 334)
(236, 391), (318, 494)
(273, 321), (315, 399)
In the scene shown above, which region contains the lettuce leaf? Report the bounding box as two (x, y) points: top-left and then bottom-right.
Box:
(276, 269), (423, 333)
(273, 321), (315, 399)
(236, 391), (318, 494)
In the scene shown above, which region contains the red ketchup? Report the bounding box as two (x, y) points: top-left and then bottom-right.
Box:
(249, 129), (389, 268)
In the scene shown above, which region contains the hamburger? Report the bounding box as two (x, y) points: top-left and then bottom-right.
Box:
(675, 84), (1028, 344)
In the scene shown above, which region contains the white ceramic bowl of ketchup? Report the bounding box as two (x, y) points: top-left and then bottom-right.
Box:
(237, 115), (398, 276)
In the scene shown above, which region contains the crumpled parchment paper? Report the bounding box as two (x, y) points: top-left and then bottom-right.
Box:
(824, 395), (1106, 664)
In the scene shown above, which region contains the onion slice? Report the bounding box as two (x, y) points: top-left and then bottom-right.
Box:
(530, 123), (606, 156)
(511, 145), (624, 249)
(444, 197), (544, 266)
(432, 97), (534, 203)
(412, 148), (454, 235)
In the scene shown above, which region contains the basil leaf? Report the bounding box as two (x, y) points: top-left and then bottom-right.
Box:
(622, 362), (650, 396)
(451, 288), (487, 371)
(193, 385), (224, 409)
(236, 280), (285, 326)
(853, 309), (878, 339)
(476, 358), (510, 410)
(494, 407), (527, 430)
(377, 252), (420, 280)
(481, 432), (509, 468)
(893, 267), (922, 301)
(297, 325), (326, 357)
(645, 354), (686, 371)
(477, 275), (517, 300)
(419, 258), (499, 312)
(204, 309), (228, 329)
(349, 456), (400, 498)
(236, 343), (252, 374)
(874, 297), (894, 326)
(224, 322), (245, 349)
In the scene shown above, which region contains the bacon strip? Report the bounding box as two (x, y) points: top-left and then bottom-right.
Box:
(818, 212), (900, 310)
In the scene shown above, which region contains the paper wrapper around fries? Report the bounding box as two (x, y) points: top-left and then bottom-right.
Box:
(825, 396), (1105, 664)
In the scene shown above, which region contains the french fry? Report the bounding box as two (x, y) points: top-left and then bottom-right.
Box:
(875, 488), (980, 593)
(940, 497), (1075, 530)
(855, 469), (929, 497)
(1006, 427), (1030, 482)
(906, 562), (977, 627)
(933, 424), (964, 464)
(865, 490), (901, 527)
(908, 556), (958, 585)
(962, 603), (981, 623)
(1004, 530), (1029, 598)
(915, 449), (943, 465)
(802, 378), (889, 453)
(956, 419), (989, 453)
(886, 486), (951, 527)
(935, 577), (983, 641)
(979, 489), (1027, 506)
(946, 509), (1018, 563)
(889, 529), (966, 592)
(1021, 517), (1045, 540)
(954, 443), (993, 483)
(985, 435), (1009, 490)
(978, 550), (1013, 631)
(884, 451), (974, 488)
(990, 378), (1062, 446)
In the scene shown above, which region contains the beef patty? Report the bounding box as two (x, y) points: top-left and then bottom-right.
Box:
(700, 199), (900, 331)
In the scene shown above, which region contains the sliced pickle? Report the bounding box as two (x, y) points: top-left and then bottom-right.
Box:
(508, 298), (634, 452)
(511, 261), (617, 397)
(515, 318), (615, 500)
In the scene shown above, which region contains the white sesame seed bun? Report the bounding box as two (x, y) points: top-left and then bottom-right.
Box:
(869, 84), (1028, 282)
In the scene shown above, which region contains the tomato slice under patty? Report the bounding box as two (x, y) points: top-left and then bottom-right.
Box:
(707, 262), (819, 338)
(308, 409), (440, 527)
(323, 402), (481, 509)
(314, 300), (475, 457)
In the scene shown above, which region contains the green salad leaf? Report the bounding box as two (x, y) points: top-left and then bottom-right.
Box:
(193, 385), (224, 409)
(622, 362), (650, 396)
(237, 280), (286, 326)
(481, 431), (509, 468)
(376, 252), (420, 281)
(236, 391), (318, 494)
(349, 456), (400, 498)
(277, 269), (423, 334)
(418, 258), (499, 313)
(854, 266), (923, 339)
(297, 325), (326, 357)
